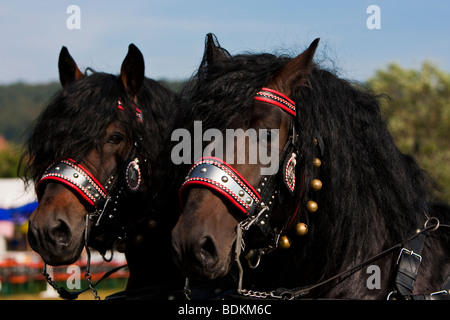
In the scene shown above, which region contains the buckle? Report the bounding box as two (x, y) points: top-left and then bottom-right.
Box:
(396, 248), (422, 265)
(431, 290), (449, 296)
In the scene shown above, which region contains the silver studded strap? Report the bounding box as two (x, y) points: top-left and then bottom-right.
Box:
(37, 159), (107, 208)
(179, 157), (261, 215)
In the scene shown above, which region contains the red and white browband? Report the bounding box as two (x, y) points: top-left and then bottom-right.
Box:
(255, 87), (296, 117)
(118, 100), (143, 122)
(180, 87), (296, 216)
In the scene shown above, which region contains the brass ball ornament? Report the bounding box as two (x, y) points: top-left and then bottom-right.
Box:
(311, 179), (322, 191)
(295, 222), (308, 236)
(279, 235), (291, 249)
(306, 200), (318, 213)
(313, 158), (321, 168)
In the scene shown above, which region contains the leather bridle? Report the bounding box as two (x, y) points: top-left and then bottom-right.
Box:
(179, 87), (302, 261)
(34, 100), (143, 299)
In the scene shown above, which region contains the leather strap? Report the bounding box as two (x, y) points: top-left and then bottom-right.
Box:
(394, 232), (426, 296)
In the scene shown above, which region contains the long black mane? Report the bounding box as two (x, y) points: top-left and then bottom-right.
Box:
(178, 41), (450, 291)
(20, 71), (177, 207)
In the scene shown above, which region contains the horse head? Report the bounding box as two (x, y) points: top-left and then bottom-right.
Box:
(171, 34), (319, 280)
(25, 44), (150, 266)
(171, 34), (450, 299)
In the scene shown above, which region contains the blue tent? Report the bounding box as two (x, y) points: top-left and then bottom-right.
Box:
(0, 201), (37, 224)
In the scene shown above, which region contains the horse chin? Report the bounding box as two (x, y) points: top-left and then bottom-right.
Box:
(177, 251), (233, 281)
(39, 242), (85, 266)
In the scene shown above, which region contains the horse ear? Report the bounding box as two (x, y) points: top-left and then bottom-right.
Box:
(203, 33), (230, 66)
(268, 38), (320, 97)
(120, 44), (145, 98)
(58, 46), (84, 87)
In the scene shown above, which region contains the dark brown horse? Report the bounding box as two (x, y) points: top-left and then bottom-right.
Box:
(21, 44), (183, 296)
(171, 34), (450, 299)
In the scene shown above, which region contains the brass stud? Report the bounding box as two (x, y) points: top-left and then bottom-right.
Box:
(246, 198), (252, 204)
(306, 200), (318, 213)
(73, 173), (79, 178)
(295, 222), (308, 236)
(311, 179), (322, 191)
(221, 176), (229, 183)
(313, 158), (321, 168)
(279, 235), (291, 249)
(238, 190), (245, 197)
(200, 167), (207, 173)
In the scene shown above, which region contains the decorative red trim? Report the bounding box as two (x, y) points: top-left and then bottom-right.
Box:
(254, 96), (296, 116)
(196, 156), (261, 201)
(261, 87), (295, 105)
(37, 176), (96, 207)
(255, 87), (296, 117)
(179, 180), (249, 215)
(284, 156), (296, 192)
(65, 159), (106, 195)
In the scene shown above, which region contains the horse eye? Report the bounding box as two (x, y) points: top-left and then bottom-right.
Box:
(108, 133), (124, 144)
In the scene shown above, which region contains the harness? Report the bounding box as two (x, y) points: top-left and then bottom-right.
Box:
(35, 100), (144, 299)
(179, 87), (450, 300)
(180, 87), (301, 257)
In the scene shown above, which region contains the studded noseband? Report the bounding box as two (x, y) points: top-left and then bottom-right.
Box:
(179, 88), (300, 249)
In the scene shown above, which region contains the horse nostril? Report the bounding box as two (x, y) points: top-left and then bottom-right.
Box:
(198, 236), (218, 267)
(48, 220), (72, 246)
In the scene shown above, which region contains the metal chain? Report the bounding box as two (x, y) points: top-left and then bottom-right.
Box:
(183, 278), (192, 300)
(42, 264), (61, 292)
(85, 272), (100, 300)
(239, 288), (295, 300)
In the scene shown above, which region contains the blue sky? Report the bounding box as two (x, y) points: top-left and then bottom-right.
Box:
(1, 0), (449, 84)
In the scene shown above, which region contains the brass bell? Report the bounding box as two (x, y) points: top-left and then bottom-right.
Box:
(311, 179), (322, 191)
(313, 158), (321, 168)
(306, 200), (318, 213)
(279, 235), (291, 249)
(295, 222), (308, 236)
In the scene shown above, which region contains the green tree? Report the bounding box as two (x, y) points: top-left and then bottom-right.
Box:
(0, 143), (21, 178)
(367, 62), (450, 202)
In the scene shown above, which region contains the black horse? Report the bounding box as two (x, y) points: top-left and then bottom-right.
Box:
(21, 44), (184, 297)
(171, 34), (450, 299)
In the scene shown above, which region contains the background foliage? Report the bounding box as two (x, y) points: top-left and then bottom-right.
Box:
(0, 66), (448, 201)
(367, 62), (450, 202)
